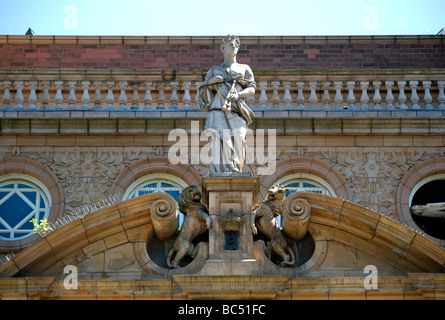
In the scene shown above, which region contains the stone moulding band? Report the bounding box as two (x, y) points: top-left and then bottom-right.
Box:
(43, 196), (117, 237)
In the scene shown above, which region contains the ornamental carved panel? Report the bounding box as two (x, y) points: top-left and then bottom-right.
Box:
(7, 147), (156, 216)
(312, 148), (441, 220)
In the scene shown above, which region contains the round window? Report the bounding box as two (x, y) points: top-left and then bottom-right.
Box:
(409, 175), (445, 240)
(272, 173), (335, 229)
(274, 173), (336, 197)
(0, 174), (51, 241)
(123, 173), (188, 227)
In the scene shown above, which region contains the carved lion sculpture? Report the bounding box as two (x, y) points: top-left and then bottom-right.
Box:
(167, 186), (212, 268)
(251, 185), (295, 267)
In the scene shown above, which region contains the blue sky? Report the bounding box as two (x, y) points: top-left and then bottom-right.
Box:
(0, 0), (444, 36)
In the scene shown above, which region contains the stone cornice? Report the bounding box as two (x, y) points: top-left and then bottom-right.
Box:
(1, 114), (445, 135)
(1, 34), (444, 45)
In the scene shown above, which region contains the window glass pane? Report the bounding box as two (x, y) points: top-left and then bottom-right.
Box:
(302, 182), (317, 188)
(161, 183), (175, 188)
(167, 190), (180, 201)
(17, 184), (32, 189)
(124, 175), (187, 230)
(138, 190), (155, 196)
(1, 193), (33, 227)
(0, 177), (50, 241)
(22, 191), (37, 203)
(286, 182), (300, 188)
(280, 178), (332, 197)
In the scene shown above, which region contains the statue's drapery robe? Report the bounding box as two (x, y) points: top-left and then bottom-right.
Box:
(198, 64), (256, 173)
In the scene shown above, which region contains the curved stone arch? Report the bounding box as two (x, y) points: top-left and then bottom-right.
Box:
(109, 156), (202, 201)
(294, 192), (445, 274)
(0, 157), (65, 250)
(259, 156), (351, 201)
(396, 157), (445, 244)
(2, 192), (443, 278)
(0, 192), (209, 277)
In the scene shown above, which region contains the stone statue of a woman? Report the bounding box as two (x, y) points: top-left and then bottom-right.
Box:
(198, 35), (256, 174)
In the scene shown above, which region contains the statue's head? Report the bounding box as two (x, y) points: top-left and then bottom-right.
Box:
(177, 185), (208, 214)
(221, 35), (240, 56)
(266, 185), (289, 202)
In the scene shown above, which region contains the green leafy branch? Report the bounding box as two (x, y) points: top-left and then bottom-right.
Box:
(30, 218), (53, 236)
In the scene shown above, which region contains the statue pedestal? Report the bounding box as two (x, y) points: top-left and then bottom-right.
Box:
(199, 176), (261, 275)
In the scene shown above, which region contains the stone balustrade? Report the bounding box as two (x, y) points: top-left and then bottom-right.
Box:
(1, 70), (445, 111)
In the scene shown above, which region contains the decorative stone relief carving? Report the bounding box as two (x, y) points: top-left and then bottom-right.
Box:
(11, 147), (154, 216)
(313, 149), (439, 220)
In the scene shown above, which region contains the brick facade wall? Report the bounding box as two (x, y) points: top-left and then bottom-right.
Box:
(0, 36), (444, 70)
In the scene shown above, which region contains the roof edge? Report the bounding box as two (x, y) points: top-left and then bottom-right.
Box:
(0, 34), (443, 45)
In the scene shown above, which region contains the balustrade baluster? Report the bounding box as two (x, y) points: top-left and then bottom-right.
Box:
(283, 82), (292, 108)
(372, 81), (382, 109)
(409, 81), (420, 109)
(259, 82), (268, 109)
(437, 81), (445, 109)
(81, 81), (91, 108)
(333, 82), (343, 109)
(170, 82), (179, 109)
(41, 81), (50, 109)
(54, 81), (64, 109)
(271, 81), (280, 108)
(309, 82), (318, 109)
(105, 81), (115, 109)
(422, 81), (433, 109)
(1, 81), (11, 108)
(385, 81), (394, 109)
(28, 81), (38, 109)
(2, 81), (11, 108)
(118, 81), (128, 109)
(182, 82), (192, 109)
(360, 81), (369, 109)
(321, 82), (331, 109)
(14, 81), (24, 109)
(397, 81), (407, 109)
(143, 82), (153, 109)
(296, 82), (305, 109)
(157, 84), (166, 109)
(346, 81), (356, 109)
(67, 81), (77, 109)
(93, 81), (103, 108)
(131, 83), (140, 109)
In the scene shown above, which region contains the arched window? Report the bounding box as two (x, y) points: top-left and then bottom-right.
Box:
(0, 174), (51, 241)
(273, 173), (335, 227)
(409, 174), (445, 240)
(123, 173), (188, 227)
(274, 173), (336, 197)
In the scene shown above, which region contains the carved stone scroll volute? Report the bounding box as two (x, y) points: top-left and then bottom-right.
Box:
(150, 197), (179, 241)
(282, 195), (311, 242)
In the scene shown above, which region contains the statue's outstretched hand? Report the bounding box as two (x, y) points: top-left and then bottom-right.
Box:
(208, 75), (224, 84)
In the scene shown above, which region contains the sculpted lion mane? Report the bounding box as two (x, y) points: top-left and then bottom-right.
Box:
(251, 185), (295, 267)
(167, 186), (212, 268)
